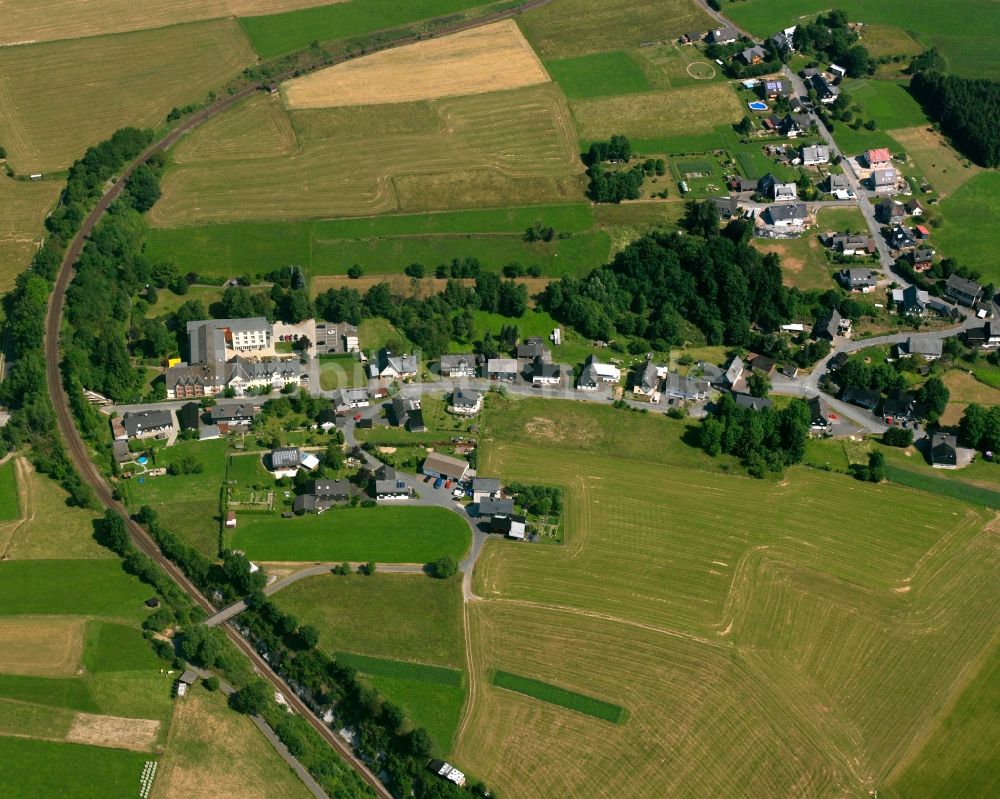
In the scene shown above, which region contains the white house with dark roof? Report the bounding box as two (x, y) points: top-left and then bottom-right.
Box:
(576, 354), (620, 391)
(120, 410), (174, 440)
(369, 349), (418, 380)
(632, 359), (661, 401)
(764, 203), (808, 227)
(801, 144), (830, 165)
(448, 388), (483, 416)
(899, 337), (943, 360)
(472, 477), (501, 504)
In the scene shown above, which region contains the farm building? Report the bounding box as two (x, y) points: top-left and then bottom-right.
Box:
(576, 354), (621, 391)
(422, 452), (470, 482)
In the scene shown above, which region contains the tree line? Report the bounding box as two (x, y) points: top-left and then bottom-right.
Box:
(910, 69), (1000, 168)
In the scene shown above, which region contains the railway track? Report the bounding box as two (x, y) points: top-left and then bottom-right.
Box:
(39, 1), (556, 794)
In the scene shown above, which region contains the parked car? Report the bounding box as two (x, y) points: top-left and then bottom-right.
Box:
(433, 478), (444, 489)
(445, 480), (452, 489)
(354, 414), (362, 421)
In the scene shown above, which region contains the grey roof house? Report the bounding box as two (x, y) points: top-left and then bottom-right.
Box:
(944, 274), (983, 307)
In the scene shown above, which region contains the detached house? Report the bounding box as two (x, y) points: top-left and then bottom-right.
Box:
(869, 168), (897, 193)
(911, 248), (934, 272)
(930, 433), (960, 468)
(810, 73), (839, 103)
(837, 268), (877, 292)
(764, 202), (808, 227)
(758, 174), (797, 201)
(944, 274), (983, 307)
(632, 359), (661, 401)
(887, 225), (915, 251)
(876, 198), (905, 225)
(472, 477), (501, 504)
(448, 388), (483, 416)
(375, 466), (411, 501)
(391, 396), (426, 432)
(486, 358), (518, 381)
(892, 285), (930, 316)
(899, 337), (943, 360)
(801, 144), (830, 165)
(708, 26), (739, 45)
(826, 173), (852, 199)
(119, 410), (174, 440)
(530, 357), (561, 386)
(739, 44), (767, 65)
(662, 371), (710, 401)
(829, 234), (875, 257)
(439, 353), (476, 378)
(864, 148), (892, 169)
(813, 308), (844, 341)
(369, 349), (418, 380)
(576, 355), (621, 391)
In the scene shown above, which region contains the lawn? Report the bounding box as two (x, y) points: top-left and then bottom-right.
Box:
(933, 172), (1000, 285)
(0, 175), (60, 291)
(120, 438), (228, 558)
(570, 83), (743, 144)
(320, 354), (367, 390)
(153, 688), (316, 799)
(145, 204), (598, 279)
(517, 0), (714, 60)
(452, 421), (1000, 798)
(0, 560), (153, 621)
(277, 573), (466, 668)
(238, 0), (490, 59)
(492, 670), (625, 723)
(632, 43), (725, 90)
(0, 19), (255, 173)
(0, 459), (19, 520)
(150, 87), (586, 226)
(545, 51), (652, 99)
(228, 506), (471, 562)
(0, 736), (153, 799)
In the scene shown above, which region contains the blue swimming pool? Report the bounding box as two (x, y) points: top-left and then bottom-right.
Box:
(748, 101), (768, 111)
(136, 456), (148, 465)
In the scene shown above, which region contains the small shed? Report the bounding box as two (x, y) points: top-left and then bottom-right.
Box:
(225, 511), (237, 529)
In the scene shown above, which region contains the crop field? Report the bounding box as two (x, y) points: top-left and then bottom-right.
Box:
(888, 126), (981, 198)
(726, 0), (1000, 80)
(0, 0), (340, 46)
(0, 560), (152, 620)
(451, 397), (1000, 797)
(152, 688), (315, 799)
(284, 21), (550, 108)
(120, 438), (228, 558)
(229, 506), (471, 562)
(570, 83), (743, 144)
(239, 0), (490, 59)
(278, 573), (466, 667)
(517, 0), (714, 60)
(544, 51), (651, 99)
(0, 459), (110, 560)
(491, 670), (625, 723)
(0, 20), (256, 174)
(0, 176), (60, 291)
(151, 86), (585, 225)
(0, 617), (86, 677)
(0, 737), (153, 799)
(934, 172), (1000, 284)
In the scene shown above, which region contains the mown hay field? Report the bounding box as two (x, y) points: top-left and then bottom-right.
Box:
(0, 617), (87, 677)
(0, 176), (61, 291)
(0, 0), (341, 46)
(151, 86), (586, 225)
(0, 19), (256, 173)
(517, 0), (714, 60)
(888, 125), (982, 198)
(283, 20), (550, 108)
(153, 688), (316, 799)
(570, 83), (743, 144)
(456, 409), (1000, 797)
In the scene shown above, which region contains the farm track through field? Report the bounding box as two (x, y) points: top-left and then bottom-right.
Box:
(42, 2), (557, 795)
(0, 457), (35, 557)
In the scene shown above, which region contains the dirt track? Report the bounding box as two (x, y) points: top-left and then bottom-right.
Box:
(41, 2), (555, 796)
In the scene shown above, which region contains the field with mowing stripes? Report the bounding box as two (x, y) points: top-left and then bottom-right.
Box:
(284, 21), (550, 108)
(517, 0), (714, 59)
(0, 176), (61, 291)
(0, 19), (256, 173)
(450, 397), (1000, 798)
(151, 86), (585, 225)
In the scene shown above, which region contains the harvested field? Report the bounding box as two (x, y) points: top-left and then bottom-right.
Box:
(0, 0), (341, 46)
(66, 712), (160, 751)
(860, 24), (925, 58)
(939, 369), (1000, 426)
(152, 85), (585, 225)
(154, 689), (315, 799)
(0, 175), (60, 291)
(518, 0), (714, 59)
(751, 235), (832, 291)
(0, 617), (86, 677)
(889, 125), (981, 198)
(570, 83), (743, 142)
(283, 21), (550, 108)
(0, 19), (256, 173)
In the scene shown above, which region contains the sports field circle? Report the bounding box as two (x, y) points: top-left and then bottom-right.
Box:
(686, 62), (716, 80)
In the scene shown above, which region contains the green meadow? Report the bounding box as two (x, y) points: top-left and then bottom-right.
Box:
(934, 172), (1000, 285)
(228, 506), (471, 562)
(0, 561), (152, 620)
(0, 459), (18, 520)
(545, 51), (652, 99)
(492, 670), (626, 723)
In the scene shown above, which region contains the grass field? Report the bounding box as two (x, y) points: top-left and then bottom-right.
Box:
(0, 0), (340, 46)
(0, 19), (256, 173)
(0, 459), (19, 520)
(83, 622), (163, 673)
(277, 573), (466, 667)
(751, 235), (831, 291)
(364, 674), (465, 754)
(0, 736), (153, 799)
(229, 506), (471, 562)
(570, 83), (743, 143)
(450, 398), (1000, 797)
(939, 369), (1000, 426)
(145, 204), (606, 279)
(0, 617), (85, 677)
(284, 21), (549, 108)
(335, 653), (463, 687)
(153, 688), (315, 799)
(492, 670), (625, 723)
(860, 24), (926, 59)
(0, 675), (100, 714)
(844, 79), (929, 131)
(0, 561), (153, 620)
(545, 51), (651, 99)
(933, 172), (1000, 285)
(888, 126), (981, 198)
(885, 638), (1000, 798)
(120, 438), (228, 558)
(724, 0), (1000, 80)
(0, 175), (60, 291)
(517, 0), (714, 59)
(883, 465), (1000, 510)
(0, 459), (110, 560)
(632, 43), (725, 91)
(239, 0), (492, 59)
(151, 86), (585, 225)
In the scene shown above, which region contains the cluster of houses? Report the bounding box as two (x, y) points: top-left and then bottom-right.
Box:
(629, 358), (711, 404)
(166, 318), (309, 400)
(485, 337), (563, 386)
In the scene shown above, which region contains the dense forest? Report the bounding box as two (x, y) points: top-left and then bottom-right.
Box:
(910, 69), (1000, 167)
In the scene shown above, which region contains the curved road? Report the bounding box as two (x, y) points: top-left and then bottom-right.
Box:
(40, 2), (558, 797)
